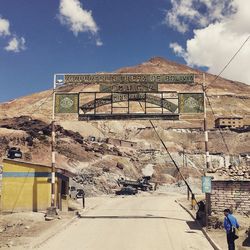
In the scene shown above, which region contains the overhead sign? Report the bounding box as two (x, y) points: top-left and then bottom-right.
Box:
(55, 73), (194, 87)
(100, 82), (158, 92)
(55, 93), (78, 113)
(80, 92), (178, 114)
(179, 93), (204, 113)
(202, 176), (212, 193)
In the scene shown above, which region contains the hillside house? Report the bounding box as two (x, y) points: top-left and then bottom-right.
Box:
(215, 117), (243, 128)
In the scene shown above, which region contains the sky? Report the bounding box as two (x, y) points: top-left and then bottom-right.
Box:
(0, 0), (250, 103)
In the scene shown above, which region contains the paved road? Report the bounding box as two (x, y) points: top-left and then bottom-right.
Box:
(38, 194), (213, 250)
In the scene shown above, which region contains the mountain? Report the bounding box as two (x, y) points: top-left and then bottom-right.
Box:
(0, 57), (250, 195)
(1, 57), (249, 123)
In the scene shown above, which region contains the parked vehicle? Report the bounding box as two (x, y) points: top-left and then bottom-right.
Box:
(69, 186), (85, 199)
(115, 186), (138, 195)
(117, 176), (153, 191)
(7, 147), (22, 159)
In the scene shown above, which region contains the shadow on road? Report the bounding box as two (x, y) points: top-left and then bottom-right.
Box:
(79, 215), (198, 224)
(186, 221), (202, 230)
(242, 237), (250, 247)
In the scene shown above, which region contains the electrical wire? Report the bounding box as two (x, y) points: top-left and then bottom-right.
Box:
(136, 100), (198, 205)
(211, 35), (250, 84)
(203, 34), (250, 155)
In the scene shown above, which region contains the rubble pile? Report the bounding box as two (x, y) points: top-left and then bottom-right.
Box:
(83, 142), (123, 156)
(71, 167), (121, 196)
(208, 164), (250, 180)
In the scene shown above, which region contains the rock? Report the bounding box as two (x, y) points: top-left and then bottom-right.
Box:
(7, 241), (14, 247)
(25, 225), (30, 229)
(237, 170), (244, 176)
(0, 227), (5, 233)
(102, 166), (110, 172)
(116, 162), (125, 170)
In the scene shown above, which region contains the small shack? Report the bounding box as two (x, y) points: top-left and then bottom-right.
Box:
(107, 138), (137, 148)
(1, 159), (74, 213)
(215, 116), (243, 128)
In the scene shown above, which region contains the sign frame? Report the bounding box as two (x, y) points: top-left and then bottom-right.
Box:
(55, 93), (79, 114)
(202, 176), (212, 193)
(54, 73), (195, 88)
(179, 93), (204, 114)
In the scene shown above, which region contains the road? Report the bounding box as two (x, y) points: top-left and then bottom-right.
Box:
(37, 194), (213, 250)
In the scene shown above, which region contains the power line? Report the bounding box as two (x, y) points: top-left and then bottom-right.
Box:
(136, 101), (198, 205)
(211, 35), (250, 84)
(203, 34), (250, 155)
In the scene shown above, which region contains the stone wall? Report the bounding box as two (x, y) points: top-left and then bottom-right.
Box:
(210, 180), (250, 214)
(107, 138), (137, 148)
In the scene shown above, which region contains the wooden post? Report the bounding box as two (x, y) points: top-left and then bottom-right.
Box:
(203, 73), (211, 229)
(82, 192), (85, 209)
(45, 75), (57, 220)
(205, 193), (211, 229)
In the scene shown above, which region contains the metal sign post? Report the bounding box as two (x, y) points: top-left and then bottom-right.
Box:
(202, 176), (212, 229)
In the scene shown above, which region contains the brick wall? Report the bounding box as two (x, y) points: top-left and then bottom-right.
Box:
(210, 180), (250, 214)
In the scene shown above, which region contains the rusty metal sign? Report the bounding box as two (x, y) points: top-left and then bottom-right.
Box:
(59, 73), (194, 85)
(100, 82), (158, 92)
(80, 92), (178, 114)
(179, 93), (204, 113)
(55, 93), (78, 113)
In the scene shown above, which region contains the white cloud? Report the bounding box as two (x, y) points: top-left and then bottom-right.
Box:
(5, 37), (26, 53)
(0, 15), (26, 53)
(0, 17), (10, 36)
(165, 0), (234, 33)
(58, 0), (98, 35)
(96, 39), (103, 47)
(169, 42), (187, 59)
(167, 0), (250, 84)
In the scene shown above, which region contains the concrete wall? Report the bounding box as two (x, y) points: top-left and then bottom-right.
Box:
(210, 180), (250, 214)
(1, 159), (59, 212)
(107, 138), (137, 148)
(120, 140), (137, 148)
(215, 118), (244, 128)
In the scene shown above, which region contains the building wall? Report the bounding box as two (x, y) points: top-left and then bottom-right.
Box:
(107, 138), (137, 148)
(1, 160), (58, 212)
(215, 118), (243, 128)
(210, 180), (250, 214)
(107, 138), (121, 147)
(120, 140), (137, 148)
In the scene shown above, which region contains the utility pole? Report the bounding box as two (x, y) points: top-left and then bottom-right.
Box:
(51, 89), (56, 207)
(46, 75), (57, 220)
(203, 73), (211, 229)
(203, 73), (210, 171)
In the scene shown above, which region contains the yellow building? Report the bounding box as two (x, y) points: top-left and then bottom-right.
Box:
(1, 159), (72, 213)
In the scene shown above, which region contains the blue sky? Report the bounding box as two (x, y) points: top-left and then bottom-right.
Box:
(0, 0), (249, 102)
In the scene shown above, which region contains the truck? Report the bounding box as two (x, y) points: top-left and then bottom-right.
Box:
(117, 176), (153, 191)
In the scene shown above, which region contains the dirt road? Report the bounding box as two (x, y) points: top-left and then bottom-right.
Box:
(37, 193), (213, 250)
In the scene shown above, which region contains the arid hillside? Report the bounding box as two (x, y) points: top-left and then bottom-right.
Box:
(1, 57), (250, 123)
(0, 57), (250, 195)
